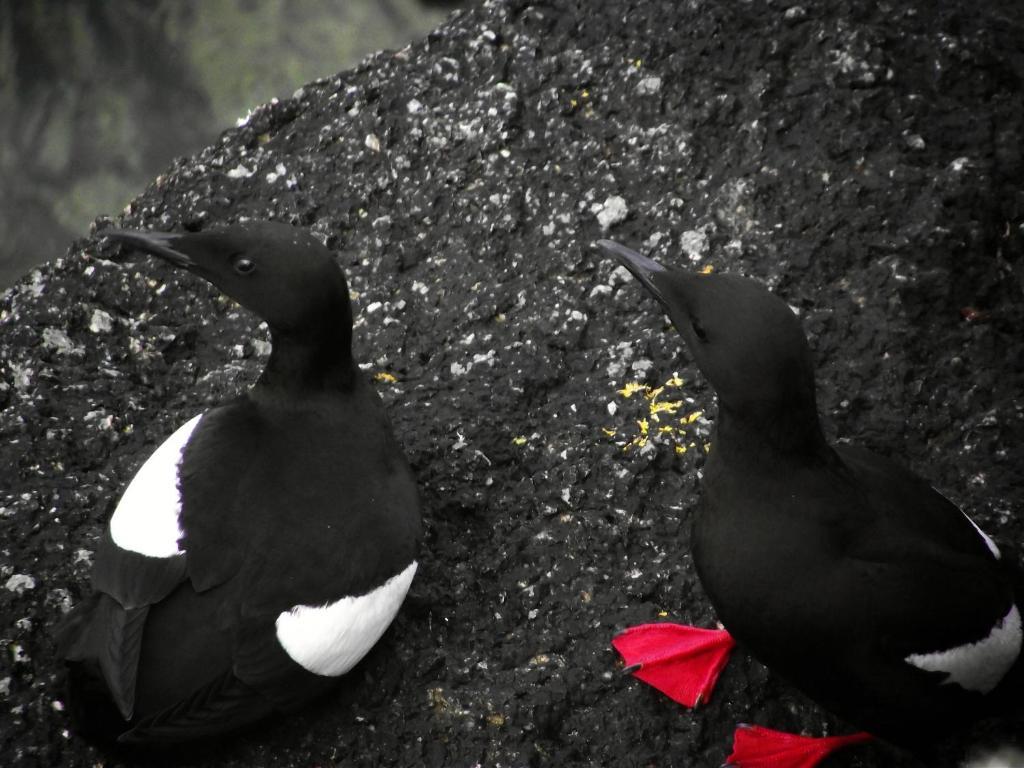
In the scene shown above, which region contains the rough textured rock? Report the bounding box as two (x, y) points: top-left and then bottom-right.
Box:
(1, 1), (1023, 766)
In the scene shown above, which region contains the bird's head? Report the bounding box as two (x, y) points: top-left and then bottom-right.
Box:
(104, 222), (352, 337)
(599, 239), (816, 415)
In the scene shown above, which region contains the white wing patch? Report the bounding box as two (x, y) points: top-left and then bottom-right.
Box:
(276, 560), (417, 677)
(932, 486), (1001, 560)
(109, 413), (203, 558)
(905, 603), (1022, 693)
(962, 511), (1001, 560)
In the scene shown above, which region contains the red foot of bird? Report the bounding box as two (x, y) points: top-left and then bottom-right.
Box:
(726, 725), (873, 768)
(612, 623), (736, 707)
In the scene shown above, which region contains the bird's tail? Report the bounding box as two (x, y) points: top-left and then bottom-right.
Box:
(54, 593), (130, 745)
(53, 592), (100, 660)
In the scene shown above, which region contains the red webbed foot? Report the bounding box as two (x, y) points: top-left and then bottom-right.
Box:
(726, 725), (872, 768)
(612, 623), (736, 707)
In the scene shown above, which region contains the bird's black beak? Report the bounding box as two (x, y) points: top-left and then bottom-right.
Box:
(597, 239), (669, 306)
(103, 230), (195, 269)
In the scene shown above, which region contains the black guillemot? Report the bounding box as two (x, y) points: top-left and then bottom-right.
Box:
(58, 222), (421, 745)
(600, 239), (1022, 766)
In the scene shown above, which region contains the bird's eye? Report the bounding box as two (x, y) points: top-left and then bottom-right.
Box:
(691, 318), (708, 342)
(233, 257), (256, 275)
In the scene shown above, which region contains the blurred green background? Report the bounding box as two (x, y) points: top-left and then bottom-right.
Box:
(0, 0), (468, 288)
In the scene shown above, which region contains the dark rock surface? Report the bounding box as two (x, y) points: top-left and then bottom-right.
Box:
(2, 1), (1023, 766)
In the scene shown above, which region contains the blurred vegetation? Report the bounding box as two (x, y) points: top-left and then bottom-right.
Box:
(0, 0), (464, 288)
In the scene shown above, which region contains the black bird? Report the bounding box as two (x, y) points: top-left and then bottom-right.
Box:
(58, 222), (421, 745)
(601, 239), (1022, 765)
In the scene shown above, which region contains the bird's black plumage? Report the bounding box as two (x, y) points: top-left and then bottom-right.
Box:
(58, 222), (421, 746)
(601, 239), (1022, 747)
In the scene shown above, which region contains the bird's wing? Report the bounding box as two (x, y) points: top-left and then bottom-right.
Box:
(834, 446), (1020, 693)
(187, 396), (421, 708)
(64, 404), (263, 722)
(136, 394), (421, 719)
(845, 550), (1018, 690)
(117, 669), (274, 744)
(61, 413), (202, 720)
(177, 400), (263, 593)
(231, 560), (418, 710)
(835, 444), (1002, 560)
(91, 529), (187, 609)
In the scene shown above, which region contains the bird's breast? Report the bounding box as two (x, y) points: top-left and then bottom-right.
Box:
(692, 484), (844, 643)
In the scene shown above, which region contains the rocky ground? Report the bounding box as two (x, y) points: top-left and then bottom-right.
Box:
(1, 1), (1023, 766)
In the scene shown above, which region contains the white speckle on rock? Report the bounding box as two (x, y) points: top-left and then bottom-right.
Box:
(607, 402), (618, 416)
(41, 327), (81, 355)
(643, 231), (666, 250)
(637, 75), (662, 95)
(50, 588), (73, 614)
(679, 230), (709, 262)
(226, 164), (254, 179)
(407, 98), (424, 114)
(25, 270), (45, 297)
(715, 178), (757, 232)
(608, 265), (633, 287)
(0, 677), (9, 697)
(593, 195), (629, 231)
(5, 574), (36, 595)
(833, 50), (867, 78)
(266, 162), (288, 183)
(11, 644), (29, 664)
(365, 133), (382, 152)
(905, 133), (926, 150)
(631, 357), (654, 375)
(606, 340), (636, 379)
(950, 156), (971, 172)
(89, 309), (113, 334)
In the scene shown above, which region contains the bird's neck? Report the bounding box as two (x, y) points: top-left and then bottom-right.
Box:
(712, 397), (830, 468)
(256, 327), (356, 395)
